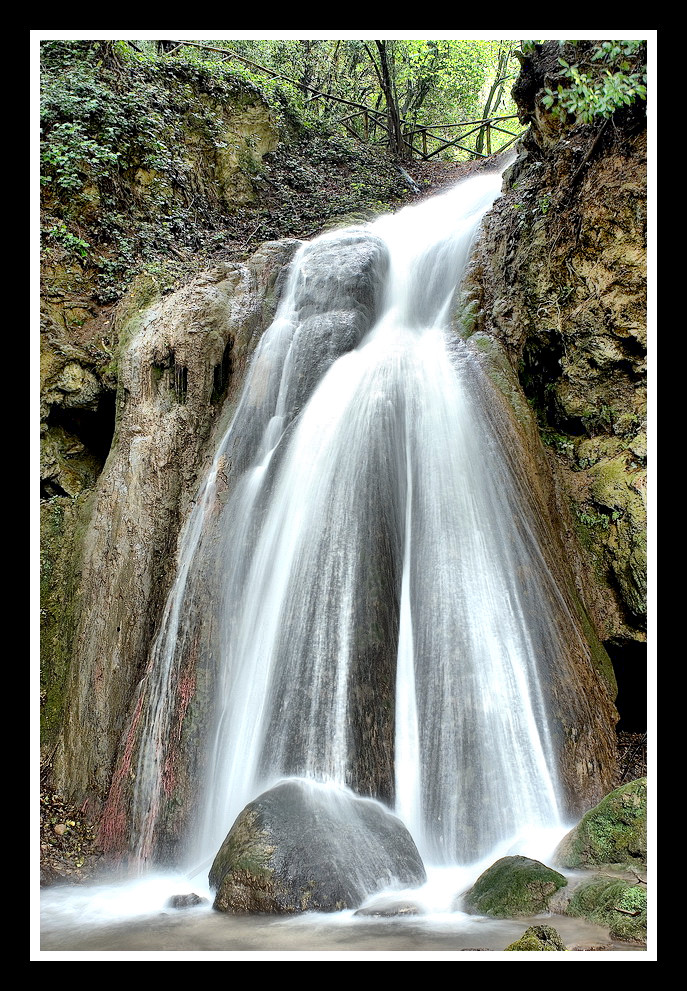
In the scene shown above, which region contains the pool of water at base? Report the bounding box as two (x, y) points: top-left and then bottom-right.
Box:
(37, 876), (646, 959)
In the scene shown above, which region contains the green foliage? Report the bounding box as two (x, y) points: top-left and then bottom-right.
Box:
(39, 38), (529, 303)
(42, 221), (91, 258)
(542, 40), (647, 124)
(398, 40), (493, 120)
(583, 402), (616, 434)
(40, 122), (121, 192)
(541, 427), (574, 456)
(567, 876), (647, 942)
(578, 509), (612, 530)
(40, 39), (283, 199)
(40, 40), (288, 300)
(519, 41), (539, 55)
(173, 39), (524, 160)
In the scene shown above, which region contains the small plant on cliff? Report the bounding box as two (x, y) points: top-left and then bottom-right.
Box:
(42, 221), (91, 258)
(542, 40), (647, 124)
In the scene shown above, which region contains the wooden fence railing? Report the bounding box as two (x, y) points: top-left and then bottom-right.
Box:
(333, 109), (522, 159)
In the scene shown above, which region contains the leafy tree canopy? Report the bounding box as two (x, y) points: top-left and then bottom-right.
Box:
(540, 40), (647, 124)
(124, 38), (526, 159)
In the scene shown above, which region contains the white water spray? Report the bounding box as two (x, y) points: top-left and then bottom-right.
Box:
(131, 162), (570, 884)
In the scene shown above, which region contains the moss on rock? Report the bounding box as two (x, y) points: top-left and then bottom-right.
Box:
(565, 875), (647, 944)
(41, 425), (104, 497)
(504, 924), (568, 951)
(209, 808), (285, 913)
(461, 855), (567, 918)
(463, 329), (534, 432)
(553, 777), (647, 869)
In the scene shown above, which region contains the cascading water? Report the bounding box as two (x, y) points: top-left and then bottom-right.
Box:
(127, 158), (577, 891)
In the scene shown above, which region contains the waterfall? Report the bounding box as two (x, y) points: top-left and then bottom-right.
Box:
(129, 161), (574, 878)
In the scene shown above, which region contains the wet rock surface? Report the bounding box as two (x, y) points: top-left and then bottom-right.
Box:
(49, 242), (298, 840)
(166, 893), (209, 909)
(461, 60), (647, 650)
(38, 43), (648, 921)
(209, 779), (427, 914)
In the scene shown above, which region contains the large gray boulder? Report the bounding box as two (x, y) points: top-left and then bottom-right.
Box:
(280, 230), (389, 420)
(209, 778), (427, 914)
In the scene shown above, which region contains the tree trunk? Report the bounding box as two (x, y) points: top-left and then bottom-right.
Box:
(374, 41), (407, 160)
(475, 43), (513, 157)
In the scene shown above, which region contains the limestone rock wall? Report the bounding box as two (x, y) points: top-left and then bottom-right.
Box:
(50, 240), (299, 812)
(457, 43), (647, 700)
(39, 51), (290, 786)
(39, 41), (648, 860)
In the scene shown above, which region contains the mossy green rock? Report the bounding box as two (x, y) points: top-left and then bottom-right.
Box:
(504, 924), (568, 951)
(553, 778), (647, 869)
(461, 855), (567, 918)
(565, 875), (647, 944)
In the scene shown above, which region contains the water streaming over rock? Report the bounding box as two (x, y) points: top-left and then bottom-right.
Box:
(126, 162), (594, 885)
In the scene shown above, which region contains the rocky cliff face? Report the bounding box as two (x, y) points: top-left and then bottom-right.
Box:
(457, 41), (647, 736)
(39, 42), (647, 869)
(50, 242), (299, 819)
(39, 45), (413, 769)
(39, 48), (289, 767)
